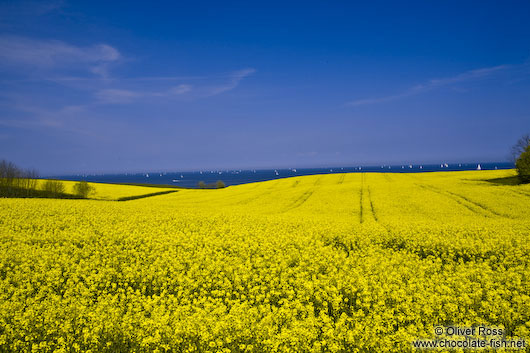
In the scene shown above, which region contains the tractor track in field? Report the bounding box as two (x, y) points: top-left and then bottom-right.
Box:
(359, 174), (364, 223)
(445, 190), (506, 217)
(383, 174), (393, 183)
(415, 183), (484, 216)
(283, 189), (314, 212)
(415, 183), (506, 218)
(367, 186), (379, 222)
(338, 174), (345, 185)
(508, 189), (530, 198)
(228, 185), (277, 206)
(282, 175), (321, 211)
(358, 174), (380, 224)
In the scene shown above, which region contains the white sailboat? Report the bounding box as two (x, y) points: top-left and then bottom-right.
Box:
(477, 164), (481, 170)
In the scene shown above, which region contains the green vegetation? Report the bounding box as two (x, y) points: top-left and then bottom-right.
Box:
(73, 181), (95, 198)
(42, 179), (65, 194)
(511, 133), (530, 162)
(1, 160), (179, 200)
(114, 183), (183, 189)
(516, 145), (530, 183)
(116, 190), (178, 201)
(0, 159), (39, 197)
(513, 133), (530, 183)
(197, 180), (226, 189)
(1, 160), (83, 199)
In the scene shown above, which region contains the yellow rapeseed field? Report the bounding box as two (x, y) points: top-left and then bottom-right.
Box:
(1, 170), (529, 352)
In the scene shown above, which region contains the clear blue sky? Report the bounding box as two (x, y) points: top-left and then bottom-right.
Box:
(1, 0), (529, 174)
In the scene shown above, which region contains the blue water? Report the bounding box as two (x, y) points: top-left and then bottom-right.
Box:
(55, 162), (514, 188)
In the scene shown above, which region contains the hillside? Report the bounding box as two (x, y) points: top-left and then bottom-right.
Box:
(1, 169), (529, 352)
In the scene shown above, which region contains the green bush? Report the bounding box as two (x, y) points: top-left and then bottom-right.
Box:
(216, 180), (226, 189)
(73, 181), (95, 198)
(43, 180), (65, 194)
(516, 145), (530, 183)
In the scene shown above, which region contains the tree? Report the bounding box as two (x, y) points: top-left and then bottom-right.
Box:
(511, 134), (530, 162)
(198, 181), (206, 188)
(43, 180), (65, 195)
(216, 180), (226, 189)
(24, 169), (39, 190)
(0, 160), (19, 188)
(17, 168), (39, 191)
(0, 160), (39, 196)
(516, 145), (530, 183)
(73, 180), (95, 198)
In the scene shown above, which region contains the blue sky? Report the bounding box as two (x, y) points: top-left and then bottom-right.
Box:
(1, 0), (529, 174)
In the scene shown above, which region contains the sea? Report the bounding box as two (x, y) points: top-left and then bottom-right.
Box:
(54, 162), (514, 188)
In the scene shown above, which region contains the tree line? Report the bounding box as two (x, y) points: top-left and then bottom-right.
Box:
(0, 160), (40, 197)
(0, 160), (94, 198)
